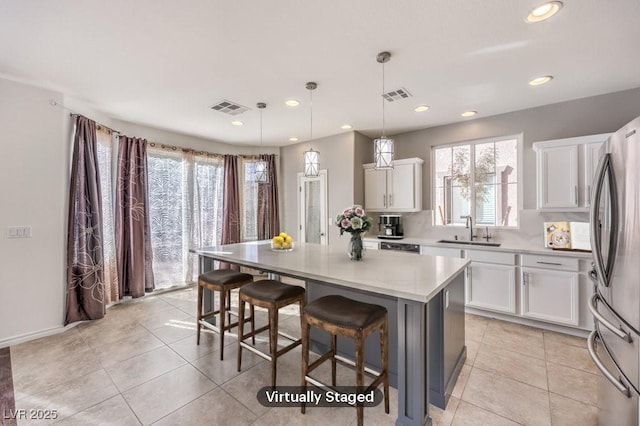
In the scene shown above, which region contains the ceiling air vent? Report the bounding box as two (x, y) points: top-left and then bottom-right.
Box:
(382, 88), (412, 102)
(209, 99), (250, 115)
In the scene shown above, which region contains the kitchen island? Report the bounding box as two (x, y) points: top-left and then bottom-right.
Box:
(196, 241), (469, 426)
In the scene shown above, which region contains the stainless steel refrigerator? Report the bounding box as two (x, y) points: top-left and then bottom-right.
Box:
(589, 115), (640, 425)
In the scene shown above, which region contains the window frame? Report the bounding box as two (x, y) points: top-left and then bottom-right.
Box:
(431, 133), (523, 229)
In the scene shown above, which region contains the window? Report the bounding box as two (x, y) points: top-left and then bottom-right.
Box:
(241, 159), (259, 241)
(147, 148), (224, 289)
(433, 136), (520, 227)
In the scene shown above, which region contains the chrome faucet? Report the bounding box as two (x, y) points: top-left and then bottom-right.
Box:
(461, 215), (476, 241)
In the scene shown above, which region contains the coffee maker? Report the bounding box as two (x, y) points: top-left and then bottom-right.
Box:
(378, 215), (403, 239)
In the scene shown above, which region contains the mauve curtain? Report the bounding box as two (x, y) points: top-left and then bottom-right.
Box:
(221, 155), (240, 270)
(66, 115), (105, 324)
(257, 154), (280, 239)
(115, 136), (155, 297)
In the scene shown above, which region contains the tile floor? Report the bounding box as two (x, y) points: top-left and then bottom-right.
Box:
(5, 284), (598, 425)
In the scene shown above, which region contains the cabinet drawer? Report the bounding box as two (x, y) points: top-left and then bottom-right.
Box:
(465, 250), (516, 265)
(420, 246), (461, 257)
(521, 254), (579, 272)
(363, 240), (379, 250)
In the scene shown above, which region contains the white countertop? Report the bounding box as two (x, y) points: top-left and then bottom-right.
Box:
(196, 241), (470, 303)
(367, 236), (593, 259)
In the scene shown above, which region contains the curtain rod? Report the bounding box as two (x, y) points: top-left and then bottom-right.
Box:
(70, 112), (121, 135)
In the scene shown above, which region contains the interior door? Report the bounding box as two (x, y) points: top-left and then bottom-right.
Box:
(298, 170), (328, 245)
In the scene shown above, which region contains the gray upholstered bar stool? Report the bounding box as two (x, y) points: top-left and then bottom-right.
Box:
(237, 279), (306, 387)
(301, 295), (389, 426)
(197, 269), (255, 360)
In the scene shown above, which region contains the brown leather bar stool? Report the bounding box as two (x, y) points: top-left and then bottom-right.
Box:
(301, 295), (389, 426)
(197, 269), (255, 360)
(237, 279), (306, 387)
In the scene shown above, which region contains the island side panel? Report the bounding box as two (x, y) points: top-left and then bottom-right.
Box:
(200, 256), (217, 326)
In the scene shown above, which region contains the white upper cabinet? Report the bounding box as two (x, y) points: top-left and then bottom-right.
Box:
(363, 158), (424, 212)
(533, 133), (609, 211)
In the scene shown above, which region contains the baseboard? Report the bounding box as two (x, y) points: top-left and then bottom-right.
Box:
(0, 323), (78, 349)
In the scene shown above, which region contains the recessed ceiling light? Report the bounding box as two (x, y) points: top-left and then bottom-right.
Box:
(461, 111), (477, 117)
(529, 75), (554, 86)
(527, 1), (563, 23)
(289, 137), (299, 142)
(341, 124), (353, 130)
(285, 99), (300, 107)
(231, 120), (244, 126)
(414, 105), (430, 112)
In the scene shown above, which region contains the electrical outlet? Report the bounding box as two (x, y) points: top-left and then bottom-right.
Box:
(7, 226), (32, 239)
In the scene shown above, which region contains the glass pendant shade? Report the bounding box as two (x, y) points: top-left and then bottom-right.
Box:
(303, 148), (320, 177)
(254, 159), (269, 183)
(374, 136), (394, 170)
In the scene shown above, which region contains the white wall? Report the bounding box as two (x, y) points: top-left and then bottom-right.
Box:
(0, 79), (66, 346)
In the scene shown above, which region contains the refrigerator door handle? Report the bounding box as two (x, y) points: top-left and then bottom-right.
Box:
(588, 330), (631, 397)
(589, 294), (633, 343)
(590, 153), (611, 287)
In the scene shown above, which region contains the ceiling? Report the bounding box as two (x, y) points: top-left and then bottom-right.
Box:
(1, 1), (639, 146)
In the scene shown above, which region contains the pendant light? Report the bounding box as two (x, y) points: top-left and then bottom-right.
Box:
(303, 82), (320, 177)
(374, 51), (394, 170)
(254, 102), (269, 183)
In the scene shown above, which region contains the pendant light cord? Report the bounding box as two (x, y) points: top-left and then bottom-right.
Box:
(309, 87), (313, 147)
(259, 108), (263, 155)
(381, 60), (385, 137)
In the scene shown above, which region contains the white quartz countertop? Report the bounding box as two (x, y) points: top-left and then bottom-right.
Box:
(196, 241), (470, 303)
(367, 236), (593, 259)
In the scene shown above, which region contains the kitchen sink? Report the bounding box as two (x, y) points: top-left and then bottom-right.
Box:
(437, 239), (501, 247)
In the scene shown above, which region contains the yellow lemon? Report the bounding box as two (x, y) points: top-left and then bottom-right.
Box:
(279, 232), (288, 239)
(285, 236), (292, 243)
(282, 241), (291, 249)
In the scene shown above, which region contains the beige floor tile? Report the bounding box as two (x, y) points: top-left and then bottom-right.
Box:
(544, 340), (598, 375)
(12, 347), (103, 400)
(168, 330), (235, 362)
(429, 395), (459, 426)
(482, 321), (545, 360)
(54, 394), (141, 426)
(105, 346), (186, 392)
(451, 364), (471, 399)
(79, 321), (158, 349)
(464, 314), (489, 343)
(191, 342), (265, 385)
(464, 340), (480, 366)
(147, 321), (196, 345)
(255, 405), (358, 426)
(91, 329), (165, 368)
(474, 343), (548, 390)
(549, 392), (598, 426)
(16, 369), (119, 424)
(451, 401), (520, 426)
(543, 330), (587, 348)
(546, 362), (598, 406)
(461, 368), (551, 426)
(122, 364), (216, 425)
(9, 328), (87, 364)
(136, 306), (193, 331)
(153, 388), (257, 426)
(221, 363), (273, 417)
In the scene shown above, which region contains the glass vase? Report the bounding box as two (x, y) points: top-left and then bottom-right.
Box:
(348, 233), (364, 261)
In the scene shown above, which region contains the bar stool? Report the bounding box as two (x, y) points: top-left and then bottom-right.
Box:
(237, 279), (306, 387)
(301, 295), (389, 426)
(197, 269), (255, 360)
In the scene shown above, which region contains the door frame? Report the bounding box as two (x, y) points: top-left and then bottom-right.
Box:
(297, 170), (328, 245)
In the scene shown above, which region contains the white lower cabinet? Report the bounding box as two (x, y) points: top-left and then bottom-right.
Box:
(466, 262), (517, 314)
(521, 267), (579, 326)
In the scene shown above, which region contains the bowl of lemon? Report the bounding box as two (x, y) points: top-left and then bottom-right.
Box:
(271, 232), (294, 251)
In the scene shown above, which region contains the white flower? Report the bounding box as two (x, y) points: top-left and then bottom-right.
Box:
(350, 217), (363, 230)
(354, 207), (364, 217)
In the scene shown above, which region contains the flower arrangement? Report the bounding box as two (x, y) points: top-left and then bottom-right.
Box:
(335, 205), (373, 236)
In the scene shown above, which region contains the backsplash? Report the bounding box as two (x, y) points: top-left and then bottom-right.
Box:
(370, 210), (590, 249)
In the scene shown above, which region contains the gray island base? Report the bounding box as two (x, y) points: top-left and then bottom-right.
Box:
(196, 241), (469, 426)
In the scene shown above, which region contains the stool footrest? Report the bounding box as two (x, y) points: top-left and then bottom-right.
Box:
(307, 350), (335, 373)
(335, 354), (382, 378)
(239, 339), (301, 362)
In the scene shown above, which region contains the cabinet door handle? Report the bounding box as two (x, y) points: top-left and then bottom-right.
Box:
(574, 186), (578, 204)
(587, 185), (591, 205)
(389, 194), (393, 206)
(523, 272), (527, 285)
(536, 261), (563, 266)
(383, 194), (386, 207)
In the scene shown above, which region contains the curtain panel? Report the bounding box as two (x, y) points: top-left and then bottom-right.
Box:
(257, 154), (280, 239)
(115, 135), (155, 297)
(221, 154), (240, 270)
(66, 116), (106, 324)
